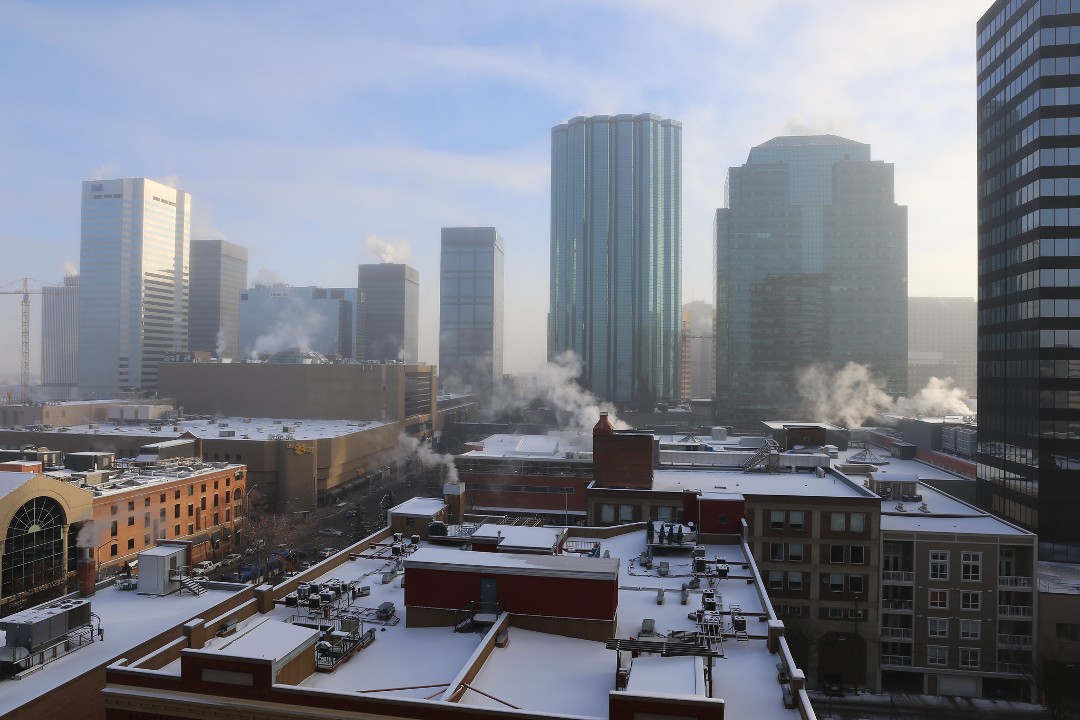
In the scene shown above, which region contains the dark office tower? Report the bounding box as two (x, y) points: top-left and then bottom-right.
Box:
(715, 136), (907, 426)
(41, 274), (79, 401)
(357, 263), (420, 363)
(188, 239), (248, 360)
(439, 227), (504, 396)
(549, 114), (682, 407)
(977, 0), (1080, 560)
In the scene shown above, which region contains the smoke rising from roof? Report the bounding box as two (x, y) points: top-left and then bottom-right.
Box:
(250, 309), (325, 359)
(397, 432), (459, 484)
(365, 234), (411, 264)
(75, 521), (97, 548)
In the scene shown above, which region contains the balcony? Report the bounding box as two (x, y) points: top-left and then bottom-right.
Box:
(882, 654), (914, 667)
(881, 571), (914, 584)
(997, 633), (1033, 648)
(880, 627), (913, 641)
(998, 576), (1033, 589)
(998, 662), (1026, 675)
(998, 604), (1033, 618)
(881, 599), (914, 612)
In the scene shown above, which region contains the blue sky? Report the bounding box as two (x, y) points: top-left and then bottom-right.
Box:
(0, 0), (987, 383)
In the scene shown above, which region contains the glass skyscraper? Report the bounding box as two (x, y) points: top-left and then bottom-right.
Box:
(357, 263), (420, 363)
(977, 0), (1080, 560)
(439, 227), (504, 395)
(549, 114), (682, 407)
(239, 285), (359, 361)
(78, 178), (190, 397)
(189, 239), (248, 360)
(41, 274), (79, 401)
(715, 136), (907, 426)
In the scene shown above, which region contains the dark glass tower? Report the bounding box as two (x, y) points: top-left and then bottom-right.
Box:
(189, 239), (248, 360)
(357, 263), (420, 363)
(548, 114), (682, 407)
(715, 136), (907, 426)
(977, 0), (1080, 560)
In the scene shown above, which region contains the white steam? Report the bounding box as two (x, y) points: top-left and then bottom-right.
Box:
(215, 327), (228, 357)
(250, 309), (325, 358)
(76, 521), (97, 548)
(365, 234), (411, 264)
(489, 351), (628, 432)
(796, 363), (976, 428)
(397, 432), (459, 484)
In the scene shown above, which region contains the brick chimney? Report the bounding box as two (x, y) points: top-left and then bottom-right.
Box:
(592, 412), (654, 489)
(77, 547), (96, 597)
(593, 411), (614, 436)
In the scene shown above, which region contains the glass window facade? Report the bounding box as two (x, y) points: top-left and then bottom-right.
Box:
(238, 285), (359, 360)
(357, 264), (420, 363)
(439, 227), (504, 395)
(549, 114), (682, 406)
(977, 0), (1080, 561)
(78, 178), (191, 397)
(714, 136), (908, 425)
(189, 239), (248, 360)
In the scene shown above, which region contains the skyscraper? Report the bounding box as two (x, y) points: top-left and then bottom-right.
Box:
(189, 239), (248, 360)
(977, 0), (1080, 560)
(439, 227), (504, 395)
(357, 264), (420, 363)
(681, 301), (715, 401)
(549, 114), (682, 407)
(78, 178), (190, 397)
(715, 136), (907, 425)
(239, 285), (359, 361)
(40, 274), (79, 401)
(908, 297), (977, 397)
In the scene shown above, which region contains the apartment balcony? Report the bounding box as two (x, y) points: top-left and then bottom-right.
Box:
(882, 654), (914, 667)
(881, 571), (914, 584)
(880, 627), (913, 641)
(998, 576), (1033, 589)
(998, 604), (1033, 619)
(998, 662), (1026, 675)
(997, 633), (1033, 648)
(880, 599), (914, 612)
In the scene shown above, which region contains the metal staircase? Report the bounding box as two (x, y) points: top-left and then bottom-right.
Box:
(179, 574), (206, 596)
(741, 439), (780, 473)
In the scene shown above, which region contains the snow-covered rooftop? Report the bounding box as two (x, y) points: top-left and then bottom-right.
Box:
(652, 466), (872, 499)
(16, 417), (389, 441)
(460, 432), (592, 460)
(471, 523), (563, 552)
(389, 496), (447, 517)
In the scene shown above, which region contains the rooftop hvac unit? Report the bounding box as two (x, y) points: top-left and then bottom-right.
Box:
(282, 425), (296, 433)
(219, 430), (235, 438)
(218, 422), (229, 428)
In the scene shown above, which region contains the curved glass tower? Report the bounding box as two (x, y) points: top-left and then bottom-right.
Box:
(549, 114), (682, 407)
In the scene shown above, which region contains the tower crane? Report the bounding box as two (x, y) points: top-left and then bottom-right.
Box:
(0, 278), (53, 403)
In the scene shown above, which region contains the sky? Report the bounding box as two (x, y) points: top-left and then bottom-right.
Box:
(0, 0), (989, 384)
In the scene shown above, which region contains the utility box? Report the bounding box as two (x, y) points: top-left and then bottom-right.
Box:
(137, 545), (187, 596)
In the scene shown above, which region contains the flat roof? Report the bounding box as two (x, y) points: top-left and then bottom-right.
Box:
(471, 524), (563, 551)
(1038, 561), (1080, 595)
(389, 496), (446, 517)
(406, 547), (619, 581)
(211, 617), (318, 662)
(460, 432), (592, 460)
(9, 417), (389, 442)
(652, 467), (873, 499)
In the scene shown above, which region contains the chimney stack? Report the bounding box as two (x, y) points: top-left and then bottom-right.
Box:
(77, 547), (96, 597)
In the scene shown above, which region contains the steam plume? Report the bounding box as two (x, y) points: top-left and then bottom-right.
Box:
(250, 309), (325, 358)
(365, 234), (411, 264)
(397, 432), (459, 484)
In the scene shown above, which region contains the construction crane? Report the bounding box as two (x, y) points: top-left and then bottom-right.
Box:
(0, 278), (53, 403)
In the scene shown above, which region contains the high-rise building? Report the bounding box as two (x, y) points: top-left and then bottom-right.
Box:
(357, 263), (420, 363)
(549, 114), (682, 407)
(715, 136), (907, 425)
(908, 297), (977, 396)
(40, 274), (79, 401)
(188, 239), (248, 360)
(977, 0), (1080, 560)
(681, 301), (715, 401)
(439, 227), (504, 395)
(77, 178), (190, 397)
(238, 285), (359, 361)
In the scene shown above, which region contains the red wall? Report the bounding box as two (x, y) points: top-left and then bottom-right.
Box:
(593, 433), (654, 489)
(405, 566), (617, 620)
(460, 471), (590, 513)
(697, 498), (745, 534)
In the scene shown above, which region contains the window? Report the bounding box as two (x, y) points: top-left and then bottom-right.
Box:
(930, 550), (949, 580)
(213, 512), (220, 526)
(962, 552), (981, 581)
(716, 513), (728, 526)
(961, 591), (981, 611)
(929, 590), (949, 609)
(201, 484), (206, 493)
(848, 608), (864, 620)
(828, 607), (844, 619)
(160, 493), (166, 503)
(928, 618), (948, 638)
(769, 570), (784, 590)
(788, 605), (804, 617)
(110, 545), (117, 557)
(188, 485), (194, 496)
(213, 495), (219, 507)
(111, 505), (118, 516)
(849, 575), (864, 594)
(187, 524), (194, 535)
(143, 512), (150, 527)
(600, 505), (615, 523)
(850, 513), (865, 533)
(188, 504), (194, 517)
(127, 538), (135, 550)
(961, 620), (981, 640)
(789, 542), (804, 562)
(788, 571), (803, 590)
(830, 545), (845, 563)
(619, 505), (634, 523)
(201, 498), (207, 512)
(174, 504), (180, 519)
(770, 543), (785, 561)
(850, 546), (865, 565)
(127, 501), (135, 512)
(829, 573), (844, 592)
(127, 516), (134, 526)
(960, 648), (980, 669)
(110, 520), (118, 537)
(771, 510), (785, 529)
(789, 511), (805, 530)
(144, 497), (151, 508)
(927, 646), (947, 666)
(830, 513), (846, 532)
(174, 524), (180, 536)
(175, 490), (180, 500)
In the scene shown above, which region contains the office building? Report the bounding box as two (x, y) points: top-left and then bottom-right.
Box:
(357, 263), (419, 363)
(715, 136), (907, 425)
(40, 274), (79, 401)
(909, 297), (977, 396)
(188, 239), (248, 360)
(238, 285), (358, 361)
(976, 0), (1080, 560)
(439, 227), (504, 395)
(681, 301), (715, 401)
(77, 178), (191, 397)
(549, 114), (682, 407)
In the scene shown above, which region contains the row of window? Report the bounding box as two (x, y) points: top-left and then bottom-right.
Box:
(929, 589), (984, 611)
(768, 542), (866, 564)
(928, 617), (984, 640)
(927, 646), (981, 668)
(929, 551), (983, 582)
(766, 570), (866, 594)
(767, 510), (867, 533)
